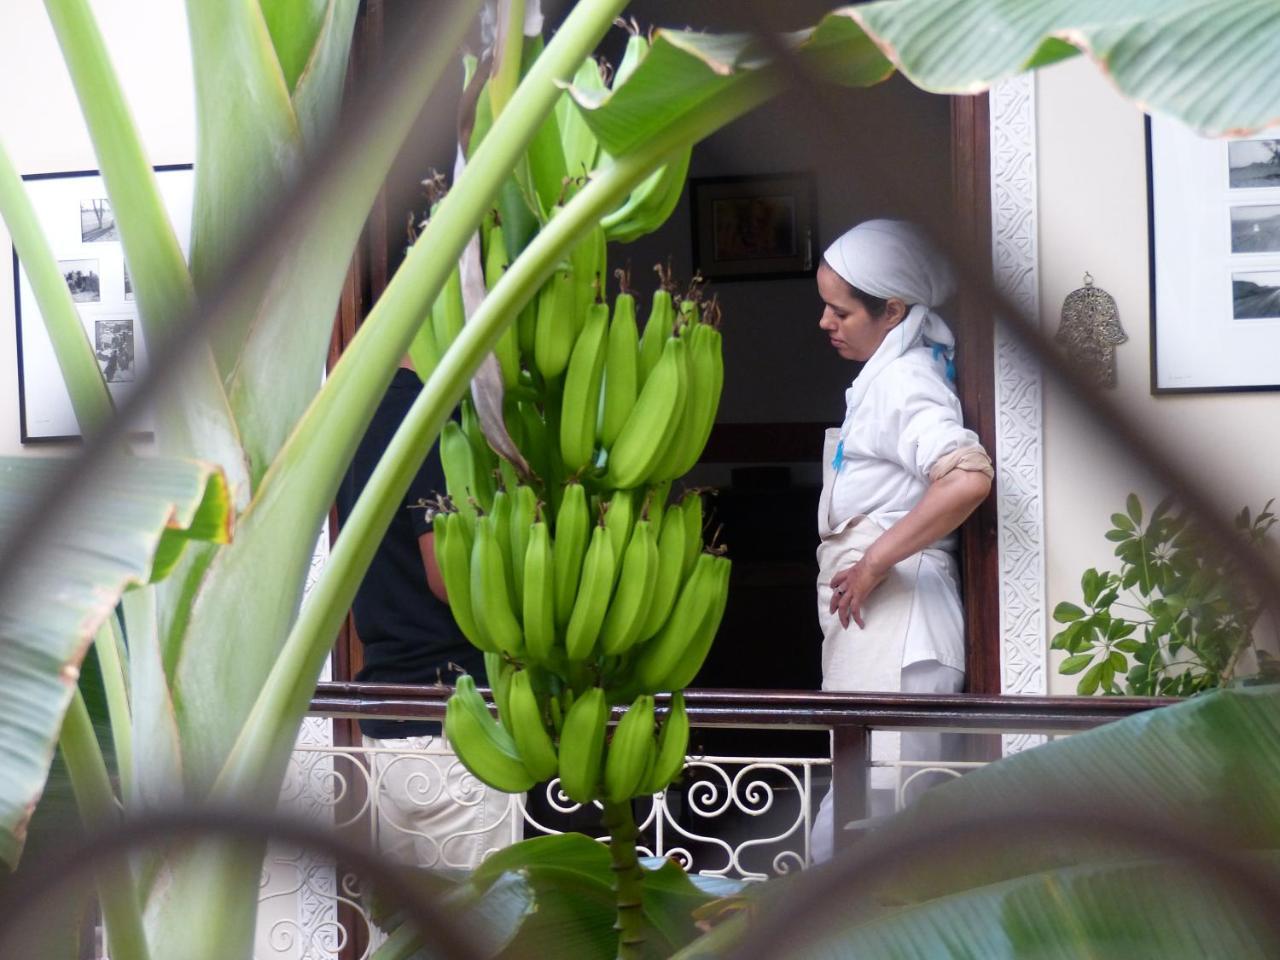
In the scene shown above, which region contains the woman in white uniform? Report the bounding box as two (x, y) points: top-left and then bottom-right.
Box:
(810, 220), (993, 862)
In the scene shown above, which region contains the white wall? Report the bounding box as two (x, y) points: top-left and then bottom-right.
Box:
(0, 0), (193, 454)
(1037, 59), (1280, 692)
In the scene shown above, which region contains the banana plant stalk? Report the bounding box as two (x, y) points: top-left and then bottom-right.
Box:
(602, 800), (645, 960)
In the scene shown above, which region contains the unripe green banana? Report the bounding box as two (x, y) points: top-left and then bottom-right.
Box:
(535, 265), (576, 380)
(471, 514), (524, 657)
(638, 286), (674, 387)
(556, 686), (608, 804)
(485, 650), (516, 734)
(432, 263), (465, 354)
(440, 420), (479, 523)
(509, 485), (537, 609)
(517, 401), (553, 487)
(646, 480), (672, 531)
(445, 674), (536, 793)
(408, 309), (442, 382)
(507, 669), (560, 781)
(522, 520), (557, 662)
(558, 300), (609, 474)
(638, 691), (690, 795)
(665, 322), (724, 479)
(489, 490), (519, 614)
(483, 218), (521, 388)
(634, 552), (718, 693)
(602, 149), (692, 244)
(600, 288), (639, 447)
(602, 489), (636, 571)
(600, 517), (658, 655)
(604, 694), (656, 802)
(569, 225), (607, 336)
(646, 338), (693, 481)
(679, 491), (704, 581)
(659, 554), (731, 691)
(460, 402), (496, 512)
(637, 503), (686, 642)
(434, 511), (492, 652)
(552, 481), (590, 628)
(611, 24), (648, 90)
(565, 522), (615, 661)
(606, 336), (688, 489)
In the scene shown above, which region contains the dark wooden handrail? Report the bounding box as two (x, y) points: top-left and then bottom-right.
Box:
(311, 681), (1176, 734)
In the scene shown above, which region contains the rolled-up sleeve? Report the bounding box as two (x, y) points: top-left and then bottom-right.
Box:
(872, 367), (982, 482)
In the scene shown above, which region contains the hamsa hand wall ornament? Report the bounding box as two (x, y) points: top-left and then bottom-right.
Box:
(1055, 272), (1127, 388)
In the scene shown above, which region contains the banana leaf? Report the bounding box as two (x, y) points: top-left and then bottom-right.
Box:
(0, 455), (230, 869)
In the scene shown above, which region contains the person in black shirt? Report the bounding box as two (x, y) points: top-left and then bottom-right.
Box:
(335, 361), (513, 868)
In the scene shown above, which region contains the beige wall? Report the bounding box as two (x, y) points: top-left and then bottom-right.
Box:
(1037, 59), (1280, 692)
(0, 0), (192, 455)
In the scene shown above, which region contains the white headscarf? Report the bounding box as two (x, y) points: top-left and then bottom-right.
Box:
(823, 219), (957, 414)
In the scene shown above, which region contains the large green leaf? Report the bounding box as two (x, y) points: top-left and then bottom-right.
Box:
(844, 0), (1280, 136)
(0, 456), (230, 869)
(259, 0), (331, 93)
(792, 856), (1280, 959)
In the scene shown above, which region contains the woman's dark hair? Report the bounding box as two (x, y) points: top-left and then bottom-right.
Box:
(822, 258), (890, 317)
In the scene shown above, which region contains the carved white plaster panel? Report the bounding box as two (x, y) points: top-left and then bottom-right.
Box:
(990, 76), (1047, 753)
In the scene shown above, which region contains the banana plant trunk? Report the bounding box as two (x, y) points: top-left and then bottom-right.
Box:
(602, 799), (646, 960)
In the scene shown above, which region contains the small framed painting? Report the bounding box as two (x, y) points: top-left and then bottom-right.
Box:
(12, 164), (193, 440)
(690, 172), (817, 282)
(1147, 116), (1280, 393)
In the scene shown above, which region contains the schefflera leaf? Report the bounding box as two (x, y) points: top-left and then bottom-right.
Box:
(0, 455), (230, 869)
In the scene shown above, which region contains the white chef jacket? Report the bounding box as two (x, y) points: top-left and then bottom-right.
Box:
(821, 345), (978, 674)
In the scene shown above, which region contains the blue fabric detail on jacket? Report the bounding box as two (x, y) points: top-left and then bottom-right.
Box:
(832, 439), (844, 472)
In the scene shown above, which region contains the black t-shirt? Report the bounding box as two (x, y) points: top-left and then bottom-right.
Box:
(335, 368), (485, 737)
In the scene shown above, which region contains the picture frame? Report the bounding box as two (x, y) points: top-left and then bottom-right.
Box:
(689, 172), (817, 282)
(1146, 116), (1280, 393)
(12, 164), (194, 441)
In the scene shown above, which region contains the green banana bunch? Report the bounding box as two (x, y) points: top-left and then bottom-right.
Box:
(517, 401), (553, 488)
(556, 686), (608, 804)
(471, 513), (524, 657)
(602, 149), (692, 244)
(606, 335), (688, 488)
(509, 484), (538, 609)
(444, 674), (535, 793)
(565, 521), (615, 661)
(599, 516), (658, 655)
(660, 554), (731, 692)
(600, 283), (639, 448)
(431, 261), (465, 354)
(559, 298), (609, 474)
(522, 519), (557, 662)
(552, 481), (590, 628)
(534, 264), (576, 381)
(637, 691), (689, 795)
(484, 650), (516, 734)
(603, 694), (656, 802)
(636, 503), (686, 642)
(483, 216), (521, 388)
(664, 321), (724, 479)
(433, 510), (491, 652)
(634, 551), (723, 693)
(638, 281), (675, 387)
(507, 669), (560, 781)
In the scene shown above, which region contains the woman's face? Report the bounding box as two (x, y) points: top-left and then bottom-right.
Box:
(816, 263), (903, 362)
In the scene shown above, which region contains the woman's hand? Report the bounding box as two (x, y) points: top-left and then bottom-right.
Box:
(829, 555), (890, 629)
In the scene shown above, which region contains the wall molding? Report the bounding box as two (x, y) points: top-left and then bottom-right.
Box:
(989, 75), (1048, 726)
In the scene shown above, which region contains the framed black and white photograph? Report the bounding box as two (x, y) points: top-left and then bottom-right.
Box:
(1147, 118), (1280, 392)
(690, 172), (817, 282)
(13, 165), (193, 440)
(59, 258), (100, 303)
